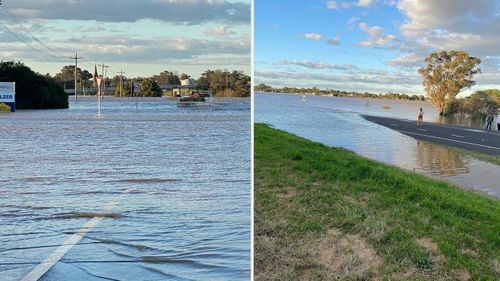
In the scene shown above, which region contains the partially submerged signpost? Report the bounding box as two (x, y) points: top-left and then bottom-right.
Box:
(134, 82), (141, 111)
(96, 76), (102, 117)
(0, 82), (15, 112)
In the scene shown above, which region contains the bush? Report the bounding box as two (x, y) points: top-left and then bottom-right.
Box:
(0, 61), (68, 109)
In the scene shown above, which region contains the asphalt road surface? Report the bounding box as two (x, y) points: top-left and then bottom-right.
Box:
(363, 115), (500, 156)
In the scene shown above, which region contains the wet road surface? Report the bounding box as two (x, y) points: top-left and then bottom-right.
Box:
(363, 115), (500, 156)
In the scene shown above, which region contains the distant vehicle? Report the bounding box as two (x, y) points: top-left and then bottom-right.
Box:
(177, 90), (213, 106)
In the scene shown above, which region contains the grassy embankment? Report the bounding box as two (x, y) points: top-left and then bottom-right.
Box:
(254, 123), (500, 281)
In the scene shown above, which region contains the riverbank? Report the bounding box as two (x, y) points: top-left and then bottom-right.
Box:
(255, 123), (499, 280)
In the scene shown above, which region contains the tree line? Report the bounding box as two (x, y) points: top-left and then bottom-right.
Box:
(49, 67), (251, 98)
(254, 84), (426, 101)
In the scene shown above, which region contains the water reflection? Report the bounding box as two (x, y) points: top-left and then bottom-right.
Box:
(415, 141), (469, 177)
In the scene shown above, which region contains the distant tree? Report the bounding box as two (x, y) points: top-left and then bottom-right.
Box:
(110, 75), (121, 87)
(156, 71), (180, 85)
(114, 79), (133, 97)
(418, 50), (481, 115)
(197, 76), (210, 90)
(0, 61), (68, 109)
(179, 73), (190, 80)
(53, 65), (93, 88)
(140, 78), (162, 97)
(196, 69), (250, 97)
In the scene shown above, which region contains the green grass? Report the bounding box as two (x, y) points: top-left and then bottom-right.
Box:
(254, 123), (500, 281)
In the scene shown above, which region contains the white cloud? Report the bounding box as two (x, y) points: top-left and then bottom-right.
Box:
(327, 37), (341, 45)
(328, 0), (374, 10)
(357, 0), (373, 7)
(205, 25), (235, 37)
(280, 60), (353, 70)
(303, 33), (323, 40)
(348, 16), (359, 25)
(358, 22), (396, 46)
(387, 52), (424, 67)
(397, 0), (500, 57)
(0, 33), (250, 65)
(5, 0), (250, 24)
(326, 1), (338, 9)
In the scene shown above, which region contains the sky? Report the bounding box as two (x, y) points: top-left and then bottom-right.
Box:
(255, 0), (500, 96)
(0, 0), (250, 79)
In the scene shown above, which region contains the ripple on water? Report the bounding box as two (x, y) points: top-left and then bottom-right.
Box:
(0, 97), (250, 280)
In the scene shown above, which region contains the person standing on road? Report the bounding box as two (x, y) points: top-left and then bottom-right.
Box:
(486, 114), (493, 131)
(417, 108), (423, 126)
(497, 113), (500, 130)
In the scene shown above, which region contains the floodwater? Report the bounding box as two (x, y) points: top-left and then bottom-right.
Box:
(272, 93), (492, 129)
(0, 96), (251, 280)
(255, 93), (500, 197)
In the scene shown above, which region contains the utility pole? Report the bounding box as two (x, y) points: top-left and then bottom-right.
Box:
(70, 52), (83, 101)
(98, 63), (109, 98)
(119, 70), (126, 98)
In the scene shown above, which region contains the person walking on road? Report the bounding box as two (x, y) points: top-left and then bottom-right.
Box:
(497, 113), (500, 130)
(486, 114), (494, 131)
(417, 108), (423, 126)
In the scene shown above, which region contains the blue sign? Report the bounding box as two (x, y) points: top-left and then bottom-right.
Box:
(0, 82), (15, 112)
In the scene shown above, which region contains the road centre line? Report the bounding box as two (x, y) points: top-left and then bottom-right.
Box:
(452, 134), (465, 138)
(21, 191), (130, 281)
(397, 130), (500, 150)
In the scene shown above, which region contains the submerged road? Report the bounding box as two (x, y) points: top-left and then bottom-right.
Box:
(363, 115), (500, 156)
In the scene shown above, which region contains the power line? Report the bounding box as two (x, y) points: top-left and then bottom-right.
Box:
(0, 1), (69, 59)
(0, 2), (123, 86)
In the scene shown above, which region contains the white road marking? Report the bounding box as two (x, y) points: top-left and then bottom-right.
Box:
(452, 134), (465, 138)
(417, 128), (427, 132)
(398, 130), (500, 151)
(466, 129), (484, 133)
(21, 192), (128, 281)
(390, 123), (398, 127)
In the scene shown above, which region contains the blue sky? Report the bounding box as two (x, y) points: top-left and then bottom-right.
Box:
(0, 0), (250, 79)
(255, 0), (500, 95)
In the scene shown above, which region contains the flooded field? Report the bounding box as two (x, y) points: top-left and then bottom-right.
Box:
(0, 97), (251, 280)
(255, 93), (499, 197)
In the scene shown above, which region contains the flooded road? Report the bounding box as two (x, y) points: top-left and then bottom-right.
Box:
(255, 93), (499, 197)
(0, 97), (251, 280)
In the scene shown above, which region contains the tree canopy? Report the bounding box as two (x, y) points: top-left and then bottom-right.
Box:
(154, 71), (180, 85)
(197, 69), (250, 97)
(0, 61), (68, 109)
(445, 89), (500, 118)
(418, 50), (481, 115)
(140, 78), (162, 97)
